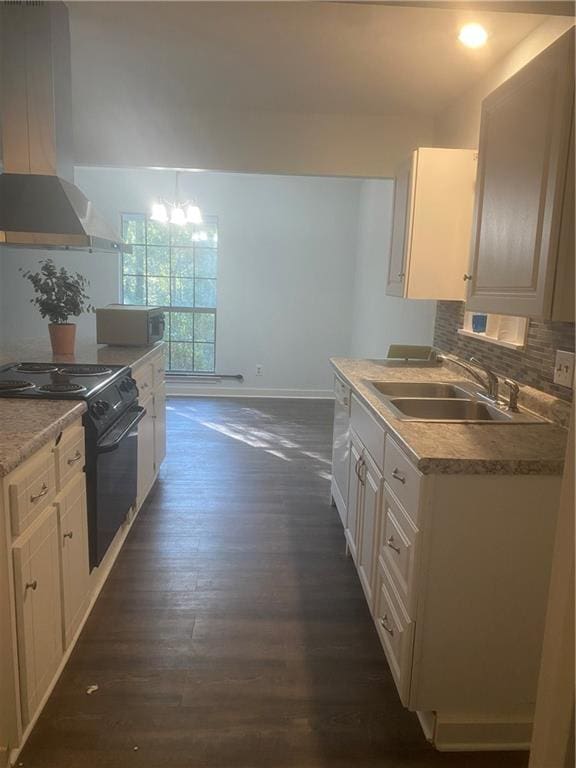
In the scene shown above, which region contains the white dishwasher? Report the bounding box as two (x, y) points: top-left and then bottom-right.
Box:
(331, 375), (351, 526)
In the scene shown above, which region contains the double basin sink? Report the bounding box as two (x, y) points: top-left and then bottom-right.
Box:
(366, 381), (545, 424)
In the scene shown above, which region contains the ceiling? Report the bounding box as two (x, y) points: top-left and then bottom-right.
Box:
(68, 2), (549, 118)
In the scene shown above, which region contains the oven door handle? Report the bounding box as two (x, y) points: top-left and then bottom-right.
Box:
(96, 407), (146, 454)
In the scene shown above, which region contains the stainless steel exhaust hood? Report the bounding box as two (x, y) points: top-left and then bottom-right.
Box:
(0, 2), (127, 253)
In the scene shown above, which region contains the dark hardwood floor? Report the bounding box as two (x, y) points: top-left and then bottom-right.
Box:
(19, 398), (528, 767)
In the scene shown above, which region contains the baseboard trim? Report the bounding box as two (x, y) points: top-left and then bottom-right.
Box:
(166, 384), (334, 399)
(420, 711), (533, 752)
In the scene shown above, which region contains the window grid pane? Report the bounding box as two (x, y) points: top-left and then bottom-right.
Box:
(121, 212), (218, 373)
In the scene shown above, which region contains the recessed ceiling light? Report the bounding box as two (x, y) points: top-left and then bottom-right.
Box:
(459, 23), (488, 49)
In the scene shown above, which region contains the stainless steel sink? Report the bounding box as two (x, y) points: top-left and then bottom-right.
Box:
(369, 381), (470, 399)
(385, 397), (545, 423)
(387, 398), (511, 422)
(363, 378), (546, 423)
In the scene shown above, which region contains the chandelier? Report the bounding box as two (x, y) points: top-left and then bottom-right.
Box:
(150, 171), (202, 226)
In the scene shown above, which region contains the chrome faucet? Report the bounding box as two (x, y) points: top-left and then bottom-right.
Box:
(503, 378), (520, 412)
(435, 353), (499, 402)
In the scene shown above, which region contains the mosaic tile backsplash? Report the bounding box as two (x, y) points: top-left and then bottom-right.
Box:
(433, 301), (575, 402)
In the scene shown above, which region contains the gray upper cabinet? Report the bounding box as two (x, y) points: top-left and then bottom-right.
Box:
(466, 28), (575, 320)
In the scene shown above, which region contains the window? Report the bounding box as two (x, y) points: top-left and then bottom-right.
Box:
(121, 213), (218, 372)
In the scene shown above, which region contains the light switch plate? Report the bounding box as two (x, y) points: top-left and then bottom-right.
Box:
(553, 350), (575, 389)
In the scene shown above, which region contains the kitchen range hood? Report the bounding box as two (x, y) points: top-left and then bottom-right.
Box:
(0, 2), (127, 253)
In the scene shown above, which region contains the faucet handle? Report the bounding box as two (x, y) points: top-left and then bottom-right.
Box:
(469, 357), (499, 400)
(503, 378), (520, 412)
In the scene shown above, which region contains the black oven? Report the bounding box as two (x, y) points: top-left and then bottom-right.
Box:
(85, 404), (145, 569)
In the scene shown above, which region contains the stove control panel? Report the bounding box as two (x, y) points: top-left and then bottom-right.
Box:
(90, 400), (111, 418)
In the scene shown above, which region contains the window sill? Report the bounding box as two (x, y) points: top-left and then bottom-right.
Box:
(457, 328), (525, 350)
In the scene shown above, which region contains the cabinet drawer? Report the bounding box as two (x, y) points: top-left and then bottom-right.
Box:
(133, 362), (154, 399)
(381, 488), (418, 615)
(375, 562), (414, 705)
(9, 447), (57, 538)
(383, 436), (421, 523)
(351, 395), (385, 470)
(54, 424), (85, 491)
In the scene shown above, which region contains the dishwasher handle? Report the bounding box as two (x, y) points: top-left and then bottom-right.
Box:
(96, 406), (146, 454)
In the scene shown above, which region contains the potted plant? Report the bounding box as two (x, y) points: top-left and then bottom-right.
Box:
(20, 259), (95, 355)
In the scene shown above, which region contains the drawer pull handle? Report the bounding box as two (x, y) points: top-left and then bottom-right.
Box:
(391, 468), (406, 484)
(380, 614), (394, 636)
(63, 531), (74, 540)
(25, 580), (37, 592)
(386, 536), (401, 554)
(30, 483), (49, 503)
(67, 450), (82, 466)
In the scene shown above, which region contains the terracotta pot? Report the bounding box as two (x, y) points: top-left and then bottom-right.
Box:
(48, 323), (77, 356)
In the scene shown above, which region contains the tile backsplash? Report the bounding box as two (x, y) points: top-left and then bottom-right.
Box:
(434, 302), (575, 401)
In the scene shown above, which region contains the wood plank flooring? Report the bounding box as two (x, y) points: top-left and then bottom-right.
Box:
(19, 398), (529, 767)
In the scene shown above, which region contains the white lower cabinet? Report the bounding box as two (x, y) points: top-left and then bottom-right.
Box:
(137, 393), (155, 509)
(374, 561), (414, 706)
(56, 473), (90, 648)
(135, 348), (166, 510)
(356, 451), (382, 610)
(12, 507), (63, 726)
(345, 436), (362, 562)
(153, 384), (167, 470)
(332, 391), (562, 751)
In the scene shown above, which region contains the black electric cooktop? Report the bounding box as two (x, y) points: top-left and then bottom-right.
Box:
(0, 362), (129, 399)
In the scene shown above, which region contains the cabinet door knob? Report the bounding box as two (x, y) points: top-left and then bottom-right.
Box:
(63, 531), (74, 540)
(25, 580), (37, 592)
(463, 273), (473, 281)
(386, 536), (401, 554)
(67, 450), (82, 466)
(30, 483), (49, 503)
(380, 614), (394, 636)
(391, 468), (406, 484)
(398, 272), (405, 279)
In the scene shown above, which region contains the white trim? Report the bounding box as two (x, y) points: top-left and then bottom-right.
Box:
(430, 712), (533, 752)
(459, 312), (528, 349)
(166, 383), (334, 399)
(457, 328), (526, 350)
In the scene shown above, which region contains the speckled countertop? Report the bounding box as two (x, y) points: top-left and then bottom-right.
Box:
(0, 340), (164, 479)
(0, 339), (164, 369)
(0, 399), (86, 478)
(331, 357), (569, 476)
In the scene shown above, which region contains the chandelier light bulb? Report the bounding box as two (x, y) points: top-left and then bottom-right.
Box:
(151, 202), (169, 223)
(170, 205), (187, 226)
(186, 205), (203, 225)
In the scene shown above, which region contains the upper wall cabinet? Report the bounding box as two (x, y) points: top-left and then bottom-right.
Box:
(466, 29), (575, 320)
(386, 147), (477, 300)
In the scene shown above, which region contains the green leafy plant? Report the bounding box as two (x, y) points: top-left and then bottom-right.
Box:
(20, 259), (95, 325)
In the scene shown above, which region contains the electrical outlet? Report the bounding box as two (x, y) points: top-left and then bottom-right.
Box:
(553, 350), (575, 389)
(256, 365), (263, 376)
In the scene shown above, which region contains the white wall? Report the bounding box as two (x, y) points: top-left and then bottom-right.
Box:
(350, 180), (436, 358)
(0, 247), (120, 343)
(2, 169), (364, 394)
(435, 17), (575, 149)
(73, 110), (435, 181)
